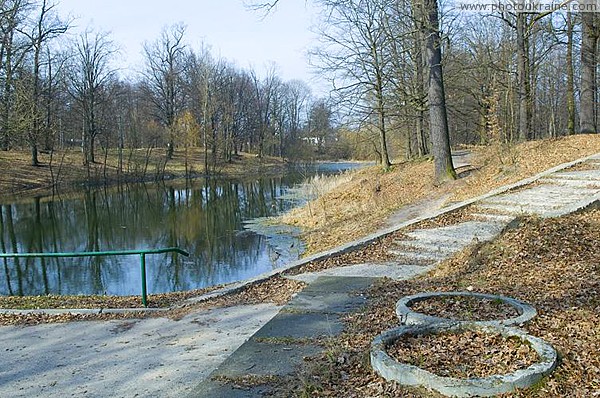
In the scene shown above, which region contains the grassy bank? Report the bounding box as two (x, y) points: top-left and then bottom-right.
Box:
(279, 135), (600, 254)
(0, 148), (287, 200)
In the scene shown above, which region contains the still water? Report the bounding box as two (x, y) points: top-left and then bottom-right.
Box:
(0, 163), (362, 296)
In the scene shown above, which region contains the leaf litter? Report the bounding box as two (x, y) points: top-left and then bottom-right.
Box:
(388, 330), (538, 379)
(409, 295), (519, 321)
(273, 208), (600, 397)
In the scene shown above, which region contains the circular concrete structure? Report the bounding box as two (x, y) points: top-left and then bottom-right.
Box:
(370, 322), (558, 397)
(396, 291), (537, 327)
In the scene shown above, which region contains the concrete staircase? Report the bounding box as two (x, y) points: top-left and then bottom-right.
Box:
(287, 154), (600, 283)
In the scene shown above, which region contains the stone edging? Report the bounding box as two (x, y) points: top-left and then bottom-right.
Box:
(370, 322), (558, 397)
(395, 291), (537, 327)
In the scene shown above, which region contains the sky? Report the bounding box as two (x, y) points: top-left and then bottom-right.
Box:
(53, 0), (327, 94)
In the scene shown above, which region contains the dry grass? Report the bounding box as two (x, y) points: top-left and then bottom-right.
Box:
(0, 148), (286, 200)
(280, 160), (437, 253)
(450, 135), (600, 202)
(280, 135), (600, 254)
(282, 170), (355, 203)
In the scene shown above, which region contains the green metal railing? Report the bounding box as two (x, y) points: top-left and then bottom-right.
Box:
(0, 247), (190, 307)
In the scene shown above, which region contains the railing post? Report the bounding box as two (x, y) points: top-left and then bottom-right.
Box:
(140, 253), (148, 308)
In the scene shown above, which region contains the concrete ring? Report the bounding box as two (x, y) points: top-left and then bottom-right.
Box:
(370, 322), (557, 397)
(396, 291), (537, 327)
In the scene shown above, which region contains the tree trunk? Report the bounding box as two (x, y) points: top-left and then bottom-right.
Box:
(1, 28), (15, 151)
(376, 92), (391, 168)
(410, 0), (429, 158)
(416, 108), (428, 156)
(423, 0), (456, 183)
(580, 13), (598, 134)
(30, 48), (41, 167)
(516, 13), (531, 141)
(566, 12), (576, 135)
(28, 142), (39, 167)
(167, 133), (174, 159)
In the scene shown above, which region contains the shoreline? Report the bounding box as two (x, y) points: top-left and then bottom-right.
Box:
(2, 150), (598, 314)
(0, 149), (293, 202)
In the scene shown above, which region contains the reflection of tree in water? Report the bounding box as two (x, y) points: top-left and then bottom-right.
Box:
(0, 173), (308, 296)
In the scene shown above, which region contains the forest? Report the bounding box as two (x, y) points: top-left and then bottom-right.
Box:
(1, 0), (598, 179)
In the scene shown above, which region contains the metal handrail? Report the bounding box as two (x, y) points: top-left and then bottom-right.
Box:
(0, 247), (190, 307)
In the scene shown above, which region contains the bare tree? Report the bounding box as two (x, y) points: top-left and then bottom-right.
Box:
(421, 0), (456, 182)
(143, 23), (187, 159)
(281, 79), (311, 158)
(579, 12), (598, 134)
(565, 12), (576, 135)
(307, 98), (333, 154)
(67, 30), (116, 166)
(384, 0), (429, 158)
(249, 65), (280, 158)
(312, 0), (392, 168)
(22, 0), (68, 166)
(0, 0), (32, 150)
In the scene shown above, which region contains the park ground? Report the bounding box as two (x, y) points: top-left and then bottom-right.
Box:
(0, 135), (600, 396)
(265, 207), (600, 397)
(2, 134), (600, 312)
(0, 147), (288, 200)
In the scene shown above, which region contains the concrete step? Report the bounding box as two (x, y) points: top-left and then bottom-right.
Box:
(406, 221), (504, 243)
(476, 186), (600, 215)
(550, 170), (600, 181)
(483, 195), (587, 207)
(483, 184), (597, 205)
(475, 202), (562, 216)
(397, 235), (475, 246)
(539, 178), (600, 188)
(392, 240), (461, 255)
(471, 213), (515, 223)
(388, 249), (449, 264)
(284, 262), (434, 283)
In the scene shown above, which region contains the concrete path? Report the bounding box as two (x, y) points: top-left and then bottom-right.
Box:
(189, 153), (600, 396)
(0, 304), (280, 398)
(187, 277), (377, 397)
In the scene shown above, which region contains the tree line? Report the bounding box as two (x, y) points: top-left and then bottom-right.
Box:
(2, 0), (599, 183)
(0, 0), (343, 178)
(254, 0), (598, 182)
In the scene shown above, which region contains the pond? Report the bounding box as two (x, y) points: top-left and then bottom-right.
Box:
(0, 162), (365, 297)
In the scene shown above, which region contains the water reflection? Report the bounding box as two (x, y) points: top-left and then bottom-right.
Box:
(0, 163), (363, 296)
(0, 178), (296, 296)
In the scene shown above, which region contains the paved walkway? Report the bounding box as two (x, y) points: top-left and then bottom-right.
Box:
(187, 277), (377, 397)
(0, 304), (281, 398)
(189, 154), (600, 397)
